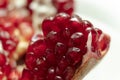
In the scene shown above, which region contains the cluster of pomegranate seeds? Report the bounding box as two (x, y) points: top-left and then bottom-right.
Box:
(52, 0), (74, 15)
(22, 13), (109, 80)
(0, 18), (19, 55)
(0, 53), (20, 80)
(26, 0), (74, 15)
(0, 9), (34, 59)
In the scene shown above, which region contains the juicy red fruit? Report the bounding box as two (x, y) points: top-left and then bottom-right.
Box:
(23, 13), (110, 80)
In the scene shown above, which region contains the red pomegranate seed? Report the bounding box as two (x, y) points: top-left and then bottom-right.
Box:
(20, 69), (33, 80)
(63, 66), (75, 80)
(46, 67), (56, 80)
(83, 20), (93, 28)
(55, 42), (67, 56)
(57, 57), (69, 73)
(67, 47), (83, 66)
(42, 17), (62, 37)
(0, 20), (15, 34)
(69, 32), (85, 47)
(2, 36), (18, 53)
(28, 40), (47, 57)
(53, 13), (70, 29)
(2, 64), (12, 76)
(0, 53), (6, 66)
(55, 75), (63, 80)
(25, 52), (37, 70)
(45, 49), (56, 66)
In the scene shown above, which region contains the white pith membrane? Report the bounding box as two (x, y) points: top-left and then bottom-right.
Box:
(0, 41), (3, 53)
(72, 30), (110, 80)
(83, 31), (105, 65)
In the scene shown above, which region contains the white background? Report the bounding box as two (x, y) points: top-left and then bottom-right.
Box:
(75, 0), (120, 80)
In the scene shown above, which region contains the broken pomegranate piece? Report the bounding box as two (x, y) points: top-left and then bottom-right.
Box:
(21, 13), (110, 80)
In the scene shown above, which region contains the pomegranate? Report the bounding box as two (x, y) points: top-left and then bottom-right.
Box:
(21, 13), (110, 80)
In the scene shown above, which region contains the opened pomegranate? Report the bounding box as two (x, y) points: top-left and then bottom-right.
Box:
(21, 13), (110, 80)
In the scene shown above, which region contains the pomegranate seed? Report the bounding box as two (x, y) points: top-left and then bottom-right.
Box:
(2, 36), (18, 52)
(58, 57), (69, 73)
(55, 42), (67, 56)
(46, 67), (56, 80)
(28, 40), (47, 57)
(25, 52), (37, 70)
(67, 47), (83, 66)
(42, 17), (56, 36)
(62, 28), (71, 38)
(55, 75), (63, 80)
(53, 13), (70, 29)
(69, 32), (85, 47)
(83, 20), (93, 28)
(20, 69), (33, 80)
(45, 49), (56, 66)
(46, 31), (60, 47)
(2, 64), (12, 76)
(0, 53), (6, 66)
(63, 66), (75, 80)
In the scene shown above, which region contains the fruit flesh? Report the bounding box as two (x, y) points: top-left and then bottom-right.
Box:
(22, 13), (110, 80)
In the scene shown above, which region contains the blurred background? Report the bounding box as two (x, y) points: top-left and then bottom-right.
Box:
(75, 0), (120, 31)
